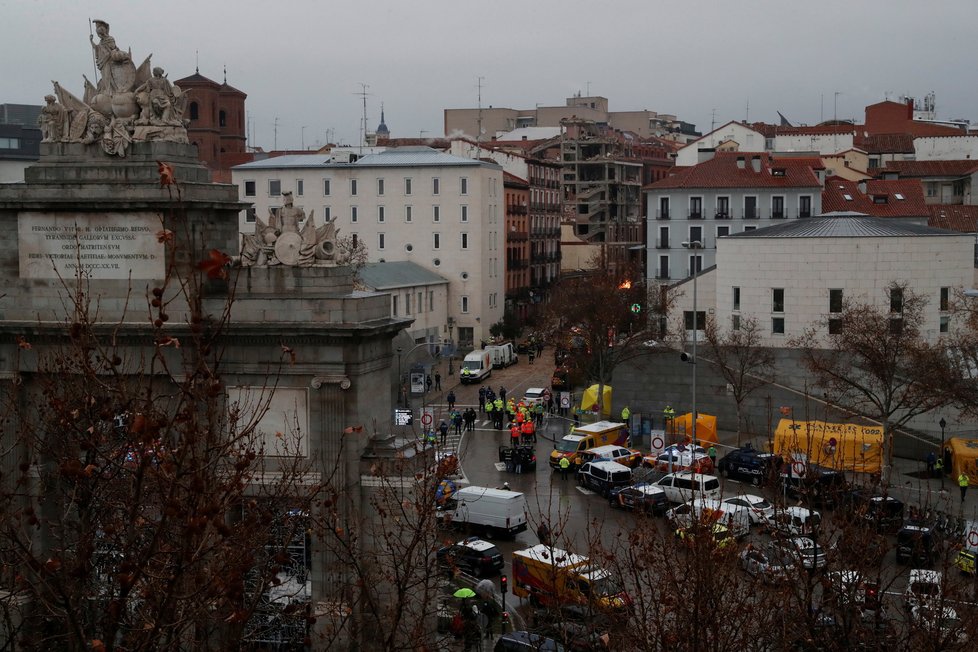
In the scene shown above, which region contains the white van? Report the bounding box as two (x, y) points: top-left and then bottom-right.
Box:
(486, 342), (518, 369)
(666, 498), (750, 538)
(764, 505), (821, 537)
(437, 485), (527, 537)
(460, 350), (492, 384)
(653, 471), (722, 503)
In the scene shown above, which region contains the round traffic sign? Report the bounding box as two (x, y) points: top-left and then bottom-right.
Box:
(969, 530), (978, 548)
(543, 389), (552, 399)
(560, 396), (570, 408)
(420, 412), (433, 426)
(792, 461), (806, 475)
(651, 435), (664, 451)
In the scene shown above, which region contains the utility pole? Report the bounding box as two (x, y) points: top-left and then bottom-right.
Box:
(710, 108), (717, 133)
(301, 126), (307, 151)
(273, 116), (278, 151)
(834, 91), (841, 123)
(476, 76), (485, 149)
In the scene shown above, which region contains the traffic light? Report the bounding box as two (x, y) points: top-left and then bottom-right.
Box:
(630, 303), (642, 314)
(680, 352), (695, 364)
(500, 575), (508, 594)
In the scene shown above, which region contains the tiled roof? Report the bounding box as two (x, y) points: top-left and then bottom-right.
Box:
(927, 205), (978, 233)
(174, 72), (220, 87)
(358, 261), (448, 290)
(645, 152), (821, 190)
(821, 176), (928, 218)
(725, 214), (960, 239)
(877, 160), (978, 178)
(503, 171), (528, 186)
(856, 133), (914, 154)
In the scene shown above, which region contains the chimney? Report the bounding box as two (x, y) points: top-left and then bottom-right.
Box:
(751, 156), (762, 173)
(736, 156), (745, 169)
(857, 180), (867, 194)
(698, 148), (716, 164)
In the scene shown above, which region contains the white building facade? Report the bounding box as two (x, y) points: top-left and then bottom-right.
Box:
(671, 216), (975, 347)
(232, 147), (504, 348)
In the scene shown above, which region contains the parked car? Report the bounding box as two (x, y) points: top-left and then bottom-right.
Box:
(771, 536), (826, 571)
(579, 445), (643, 469)
(436, 536), (504, 577)
(764, 506), (821, 537)
(896, 523), (938, 566)
(522, 387), (548, 407)
(675, 522), (734, 549)
(716, 445), (782, 486)
(666, 498), (750, 538)
(653, 471), (722, 503)
(823, 570), (885, 624)
(644, 444), (713, 473)
(739, 544), (794, 583)
(780, 464), (849, 507)
(904, 568), (943, 611)
(722, 494), (775, 526)
(577, 460), (633, 497)
(841, 489), (905, 532)
(499, 445), (537, 473)
(608, 483), (668, 515)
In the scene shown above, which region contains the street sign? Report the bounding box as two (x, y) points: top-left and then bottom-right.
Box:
(394, 408), (413, 426)
(420, 407), (434, 426)
(559, 393), (570, 409)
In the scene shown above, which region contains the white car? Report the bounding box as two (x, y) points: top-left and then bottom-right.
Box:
(722, 494), (774, 526)
(905, 568), (943, 611)
(764, 505), (821, 537)
(739, 545), (794, 583)
(521, 387), (547, 407)
(771, 536), (826, 570)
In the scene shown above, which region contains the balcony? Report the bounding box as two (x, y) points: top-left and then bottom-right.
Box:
(508, 205), (527, 215)
(654, 270), (671, 280)
(688, 211), (703, 220)
(714, 211), (731, 220)
(742, 210), (759, 220)
(656, 209), (670, 220)
(507, 258), (528, 270)
(799, 210), (812, 218)
(509, 230), (528, 241)
(771, 210), (785, 219)
(656, 238), (670, 249)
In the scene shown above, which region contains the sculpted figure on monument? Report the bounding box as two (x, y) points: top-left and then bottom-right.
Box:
(37, 95), (68, 142)
(134, 67), (186, 127)
(90, 19), (133, 95)
(239, 192), (344, 268)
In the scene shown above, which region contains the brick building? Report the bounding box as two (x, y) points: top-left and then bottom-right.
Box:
(175, 69), (247, 180)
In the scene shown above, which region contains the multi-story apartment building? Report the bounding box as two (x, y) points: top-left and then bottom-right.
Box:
(504, 173), (531, 322)
(645, 152), (824, 285)
(231, 147), (504, 348)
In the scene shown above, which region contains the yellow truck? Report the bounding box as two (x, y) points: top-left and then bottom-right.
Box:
(549, 421), (630, 470)
(511, 544), (630, 610)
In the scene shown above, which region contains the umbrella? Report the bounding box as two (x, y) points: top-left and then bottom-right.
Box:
(474, 579), (498, 600)
(453, 588), (476, 599)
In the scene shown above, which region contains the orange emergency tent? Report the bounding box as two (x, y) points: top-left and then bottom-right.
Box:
(943, 438), (978, 484)
(773, 419), (882, 474)
(581, 384), (612, 417)
(670, 412), (718, 446)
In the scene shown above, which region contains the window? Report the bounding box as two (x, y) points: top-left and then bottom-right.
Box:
(889, 317), (903, 335)
(684, 311), (706, 330)
(461, 296), (469, 313)
(377, 178), (384, 195)
(772, 317), (785, 334)
(744, 225), (757, 232)
(461, 205), (468, 222)
(772, 196), (784, 219)
(926, 182), (937, 197)
(433, 233), (440, 249)
(716, 196), (729, 218)
(799, 196), (812, 218)
(460, 177), (468, 195)
(940, 315), (950, 333)
(689, 197), (702, 219)
(0, 137), (20, 149)
(688, 254), (702, 276)
(377, 206), (385, 222)
(189, 102), (199, 120)
(392, 295), (398, 316)
(269, 180), (281, 196)
(732, 314), (741, 331)
(405, 292), (411, 315)
(433, 206), (440, 222)
(351, 206), (358, 222)
(828, 318), (842, 335)
(244, 181), (256, 197)
(433, 177), (440, 195)
(659, 197), (670, 219)
(323, 206), (330, 220)
(744, 196), (758, 219)
(296, 179), (304, 196)
(219, 110), (227, 127)
(689, 226), (703, 245)
(829, 289), (843, 313)
(323, 179), (331, 196)
(378, 233), (385, 250)
(405, 178), (412, 195)
(245, 207), (257, 223)
(717, 225), (730, 238)
(405, 205), (413, 222)
(429, 291), (434, 311)
(940, 287), (950, 312)
(733, 287), (741, 311)
(350, 179), (358, 196)
(658, 226), (669, 249)
(890, 287), (903, 314)
(772, 288), (784, 313)
(461, 233), (469, 249)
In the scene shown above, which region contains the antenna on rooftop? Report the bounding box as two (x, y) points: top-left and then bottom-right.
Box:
(355, 83), (371, 154)
(476, 76), (485, 151)
(711, 108), (717, 133)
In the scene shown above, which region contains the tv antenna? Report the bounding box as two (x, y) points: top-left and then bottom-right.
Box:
(355, 83), (371, 154)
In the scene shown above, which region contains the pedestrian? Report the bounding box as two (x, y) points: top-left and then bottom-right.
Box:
(466, 408), (476, 431)
(453, 411), (463, 436)
(447, 390), (456, 410)
(936, 456), (944, 477)
(482, 598), (500, 640)
(528, 349), (535, 364)
(439, 420), (449, 446)
(547, 394), (555, 415)
(499, 386), (507, 402)
(959, 472), (969, 502)
(559, 456), (570, 480)
(510, 423), (521, 448)
(425, 374), (433, 393)
(434, 371), (442, 391)
(537, 341), (544, 357)
(573, 408), (581, 427)
(478, 386), (486, 413)
(926, 451), (937, 478)
(708, 444), (717, 468)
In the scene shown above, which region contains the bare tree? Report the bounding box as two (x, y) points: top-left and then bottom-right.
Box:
(703, 315), (775, 443)
(791, 283), (972, 486)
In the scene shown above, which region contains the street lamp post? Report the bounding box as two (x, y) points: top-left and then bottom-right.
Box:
(682, 240), (704, 448)
(939, 417), (947, 489)
(447, 317), (455, 376)
(397, 347), (404, 408)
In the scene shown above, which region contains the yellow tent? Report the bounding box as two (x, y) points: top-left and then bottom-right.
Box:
(943, 438), (978, 484)
(773, 419), (883, 474)
(670, 412), (718, 446)
(581, 384), (612, 417)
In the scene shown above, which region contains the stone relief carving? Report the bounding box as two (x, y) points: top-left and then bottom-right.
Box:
(46, 19), (189, 157)
(240, 190), (350, 268)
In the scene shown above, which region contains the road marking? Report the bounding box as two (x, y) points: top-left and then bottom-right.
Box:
(576, 487), (596, 496)
(493, 462), (508, 471)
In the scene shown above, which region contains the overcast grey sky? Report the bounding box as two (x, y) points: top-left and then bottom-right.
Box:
(3, 0), (975, 150)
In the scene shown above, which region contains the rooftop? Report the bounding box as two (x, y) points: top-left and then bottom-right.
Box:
(233, 146), (495, 170)
(821, 176), (929, 218)
(725, 214), (961, 239)
(646, 152), (821, 190)
(358, 261), (448, 290)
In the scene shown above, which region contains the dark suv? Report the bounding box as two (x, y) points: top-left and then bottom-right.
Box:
(716, 445), (782, 486)
(896, 523), (938, 566)
(436, 536), (504, 577)
(577, 461), (632, 497)
(842, 489), (905, 532)
(780, 464), (849, 507)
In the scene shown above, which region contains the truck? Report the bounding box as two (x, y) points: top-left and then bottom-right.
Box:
(459, 349), (492, 385)
(485, 342), (518, 369)
(511, 544), (630, 611)
(665, 498), (750, 538)
(549, 421), (630, 470)
(436, 485), (527, 537)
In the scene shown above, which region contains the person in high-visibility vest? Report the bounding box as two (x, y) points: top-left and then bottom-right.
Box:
(621, 406), (631, 422)
(559, 456), (570, 479)
(521, 419), (536, 444)
(959, 472), (970, 503)
(663, 406), (676, 435)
